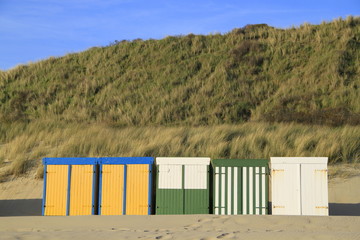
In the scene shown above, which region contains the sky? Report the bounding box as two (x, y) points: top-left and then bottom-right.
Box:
(0, 0), (359, 70)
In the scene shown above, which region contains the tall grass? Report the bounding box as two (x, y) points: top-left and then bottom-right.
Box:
(0, 121), (359, 180)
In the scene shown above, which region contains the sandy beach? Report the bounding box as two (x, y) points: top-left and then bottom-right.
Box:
(0, 174), (359, 239)
(1, 214), (360, 240)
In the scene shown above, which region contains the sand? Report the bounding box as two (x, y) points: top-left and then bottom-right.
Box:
(0, 177), (43, 217)
(1, 214), (360, 240)
(0, 174), (359, 239)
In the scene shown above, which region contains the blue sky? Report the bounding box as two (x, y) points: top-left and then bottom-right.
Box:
(0, 0), (359, 70)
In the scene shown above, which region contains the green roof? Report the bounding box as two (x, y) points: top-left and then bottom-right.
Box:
(211, 159), (268, 167)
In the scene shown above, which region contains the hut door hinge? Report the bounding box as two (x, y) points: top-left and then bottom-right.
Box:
(315, 206), (328, 209)
(273, 205), (285, 209)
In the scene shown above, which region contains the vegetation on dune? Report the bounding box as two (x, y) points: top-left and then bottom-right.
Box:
(1, 17), (359, 126)
(0, 122), (359, 180)
(0, 17), (359, 179)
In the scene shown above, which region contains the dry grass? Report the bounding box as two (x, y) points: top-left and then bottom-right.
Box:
(328, 163), (360, 180)
(1, 18), (359, 127)
(0, 121), (359, 180)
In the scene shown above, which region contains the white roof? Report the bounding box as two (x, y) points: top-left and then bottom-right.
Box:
(156, 157), (210, 165)
(270, 157), (328, 164)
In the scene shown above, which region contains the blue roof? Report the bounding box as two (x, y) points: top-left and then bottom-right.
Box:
(99, 157), (154, 165)
(42, 157), (98, 165)
(42, 157), (154, 165)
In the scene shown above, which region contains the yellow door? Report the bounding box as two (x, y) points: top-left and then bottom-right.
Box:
(101, 165), (124, 215)
(69, 165), (94, 215)
(126, 164), (149, 215)
(44, 165), (68, 216)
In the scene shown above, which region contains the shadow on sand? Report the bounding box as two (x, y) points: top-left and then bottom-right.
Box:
(0, 199), (42, 216)
(0, 199), (359, 217)
(329, 203), (360, 216)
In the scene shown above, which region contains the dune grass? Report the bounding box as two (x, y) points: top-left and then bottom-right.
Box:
(328, 163), (360, 180)
(1, 17), (359, 127)
(0, 121), (359, 180)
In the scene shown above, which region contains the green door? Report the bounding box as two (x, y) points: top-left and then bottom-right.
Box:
(184, 189), (209, 214)
(156, 164), (210, 214)
(156, 189), (183, 214)
(183, 165), (209, 214)
(156, 164), (183, 214)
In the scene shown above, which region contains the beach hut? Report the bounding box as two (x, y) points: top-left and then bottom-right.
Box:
(211, 159), (269, 215)
(42, 158), (98, 216)
(155, 157), (211, 215)
(270, 157), (328, 216)
(98, 157), (154, 215)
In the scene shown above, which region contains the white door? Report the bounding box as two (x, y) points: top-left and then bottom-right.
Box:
(301, 164), (329, 216)
(271, 164), (301, 215)
(158, 164), (182, 189)
(184, 165), (207, 189)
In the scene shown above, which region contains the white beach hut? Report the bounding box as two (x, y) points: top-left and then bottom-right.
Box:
(270, 157), (328, 216)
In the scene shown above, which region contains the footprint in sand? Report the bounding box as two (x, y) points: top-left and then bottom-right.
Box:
(197, 218), (212, 223)
(216, 233), (230, 239)
(184, 223), (201, 230)
(155, 235), (172, 239)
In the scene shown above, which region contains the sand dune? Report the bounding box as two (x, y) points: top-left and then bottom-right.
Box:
(0, 175), (359, 239)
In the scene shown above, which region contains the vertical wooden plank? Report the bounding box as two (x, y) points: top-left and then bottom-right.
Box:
(126, 164), (149, 215)
(69, 165), (93, 216)
(44, 165), (68, 216)
(101, 165), (124, 215)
